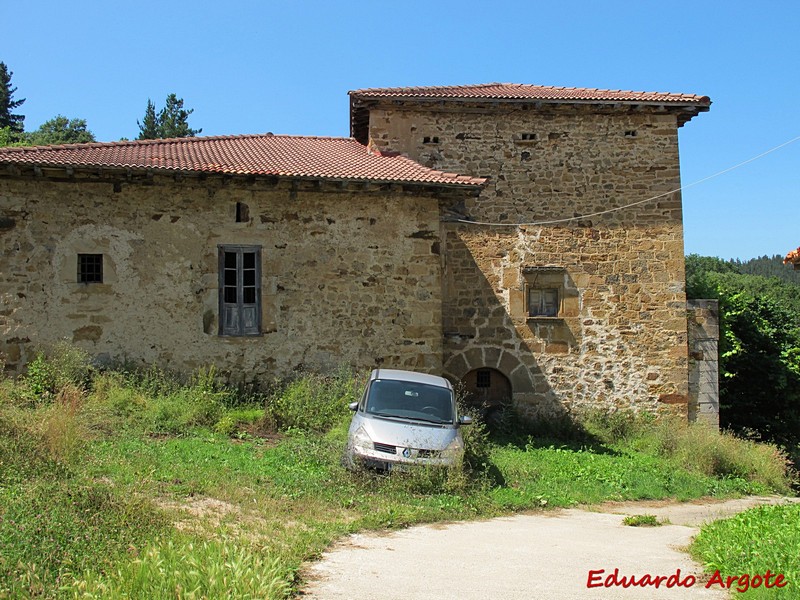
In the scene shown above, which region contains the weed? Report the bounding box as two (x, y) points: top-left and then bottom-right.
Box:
(622, 514), (660, 527)
(691, 503), (800, 597)
(21, 341), (93, 403)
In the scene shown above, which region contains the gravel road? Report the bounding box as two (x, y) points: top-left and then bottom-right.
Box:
(301, 496), (798, 600)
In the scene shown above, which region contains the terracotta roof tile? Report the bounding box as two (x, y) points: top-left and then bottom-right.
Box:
(0, 134), (485, 187)
(349, 83), (711, 106)
(785, 247), (800, 267)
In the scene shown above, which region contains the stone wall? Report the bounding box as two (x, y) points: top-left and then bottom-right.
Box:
(366, 102), (690, 417)
(0, 175), (445, 379)
(687, 299), (720, 427)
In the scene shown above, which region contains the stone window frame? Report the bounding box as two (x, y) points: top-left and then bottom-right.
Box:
(522, 266), (570, 321)
(218, 244), (262, 337)
(77, 253), (103, 284)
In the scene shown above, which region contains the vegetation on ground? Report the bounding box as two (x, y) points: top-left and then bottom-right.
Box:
(691, 502), (800, 598)
(622, 514), (660, 527)
(0, 343), (795, 598)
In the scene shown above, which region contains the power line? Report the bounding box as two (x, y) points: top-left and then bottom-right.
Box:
(455, 135), (800, 227)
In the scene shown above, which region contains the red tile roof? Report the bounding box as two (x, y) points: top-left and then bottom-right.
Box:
(785, 247), (800, 268)
(0, 134), (485, 187)
(349, 83), (711, 106)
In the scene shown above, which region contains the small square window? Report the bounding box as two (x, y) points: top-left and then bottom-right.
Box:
(78, 254), (103, 283)
(528, 288), (559, 318)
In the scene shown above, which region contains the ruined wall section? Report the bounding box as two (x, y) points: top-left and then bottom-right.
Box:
(0, 176), (444, 379)
(368, 103), (689, 417)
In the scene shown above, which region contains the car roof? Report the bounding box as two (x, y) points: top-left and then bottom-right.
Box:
(369, 369), (453, 390)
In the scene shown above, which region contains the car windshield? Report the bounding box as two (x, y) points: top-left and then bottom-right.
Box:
(365, 379), (455, 424)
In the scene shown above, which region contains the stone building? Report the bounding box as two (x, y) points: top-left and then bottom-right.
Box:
(0, 83), (712, 421)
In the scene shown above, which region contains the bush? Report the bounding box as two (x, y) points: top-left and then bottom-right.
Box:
(266, 369), (361, 433)
(22, 342), (93, 403)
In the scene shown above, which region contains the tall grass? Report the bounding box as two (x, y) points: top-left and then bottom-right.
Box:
(67, 537), (292, 599)
(580, 411), (794, 493)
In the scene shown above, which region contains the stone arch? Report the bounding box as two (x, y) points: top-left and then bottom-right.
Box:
(443, 347), (534, 397)
(462, 367), (512, 409)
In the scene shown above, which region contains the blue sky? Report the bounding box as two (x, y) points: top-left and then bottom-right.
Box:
(3, 1), (798, 260)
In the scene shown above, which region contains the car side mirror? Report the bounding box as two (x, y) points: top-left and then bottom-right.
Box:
(348, 401), (359, 412)
(458, 415), (473, 426)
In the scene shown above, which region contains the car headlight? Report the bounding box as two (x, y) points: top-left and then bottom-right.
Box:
(442, 436), (464, 459)
(351, 426), (373, 451)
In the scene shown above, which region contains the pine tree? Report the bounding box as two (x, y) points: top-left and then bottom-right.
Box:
(137, 99), (160, 140)
(158, 93), (201, 138)
(0, 62), (25, 134)
(136, 94), (201, 140)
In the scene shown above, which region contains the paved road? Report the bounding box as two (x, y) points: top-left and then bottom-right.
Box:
(301, 496), (798, 600)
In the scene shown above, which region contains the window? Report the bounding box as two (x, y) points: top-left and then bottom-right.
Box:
(218, 245), (261, 336)
(522, 266), (571, 319)
(78, 254), (103, 283)
(476, 369), (491, 388)
(528, 288), (559, 317)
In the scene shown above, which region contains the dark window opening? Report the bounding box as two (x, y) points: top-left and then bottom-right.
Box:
(528, 288), (559, 317)
(476, 369), (491, 388)
(624, 130), (638, 138)
(520, 132), (538, 141)
(422, 136), (439, 144)
(235, 202), (250, 223)
(78, 254), (103, 283)
(218, 245), (261, 336)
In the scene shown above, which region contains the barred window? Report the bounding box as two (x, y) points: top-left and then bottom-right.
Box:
(78, 254), (103, 283)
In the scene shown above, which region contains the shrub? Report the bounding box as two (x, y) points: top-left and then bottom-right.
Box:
(22, 341), (93, 403)
(267, 369), (360, 433)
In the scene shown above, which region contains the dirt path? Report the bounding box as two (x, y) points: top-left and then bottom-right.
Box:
(301, 496), (798, 599)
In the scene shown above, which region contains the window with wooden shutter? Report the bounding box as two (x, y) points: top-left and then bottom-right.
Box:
(528, 287), (559, 317)
(218, 245), (261, 336)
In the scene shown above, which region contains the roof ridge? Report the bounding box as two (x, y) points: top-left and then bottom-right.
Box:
(349, 82), (710, 104)
(0, 132), (358, 152)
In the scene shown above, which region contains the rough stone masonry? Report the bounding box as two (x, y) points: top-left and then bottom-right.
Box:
(1, 83), (714, 423)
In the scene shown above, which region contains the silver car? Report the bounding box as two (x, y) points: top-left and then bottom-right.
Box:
(343, 369), (472, 471)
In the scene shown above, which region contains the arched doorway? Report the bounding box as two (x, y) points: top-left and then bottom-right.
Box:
(461, 367), (512, 427)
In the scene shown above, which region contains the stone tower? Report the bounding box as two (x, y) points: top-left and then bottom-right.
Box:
(350, 83), (711, 420)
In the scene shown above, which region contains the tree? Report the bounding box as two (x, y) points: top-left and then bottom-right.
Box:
(686, 255), (800, 452)
(24, 115), (95, 145)
(137, 94), (201, 140)
(0, 62), (25, 138)
(137, 99), (159, 140)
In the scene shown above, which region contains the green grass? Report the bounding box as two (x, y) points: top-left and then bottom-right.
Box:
(691, 503), (800, 598)
(0, 343), (796, 598)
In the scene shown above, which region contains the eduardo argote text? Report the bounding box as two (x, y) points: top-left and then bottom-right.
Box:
(587, 567), (788, 593)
